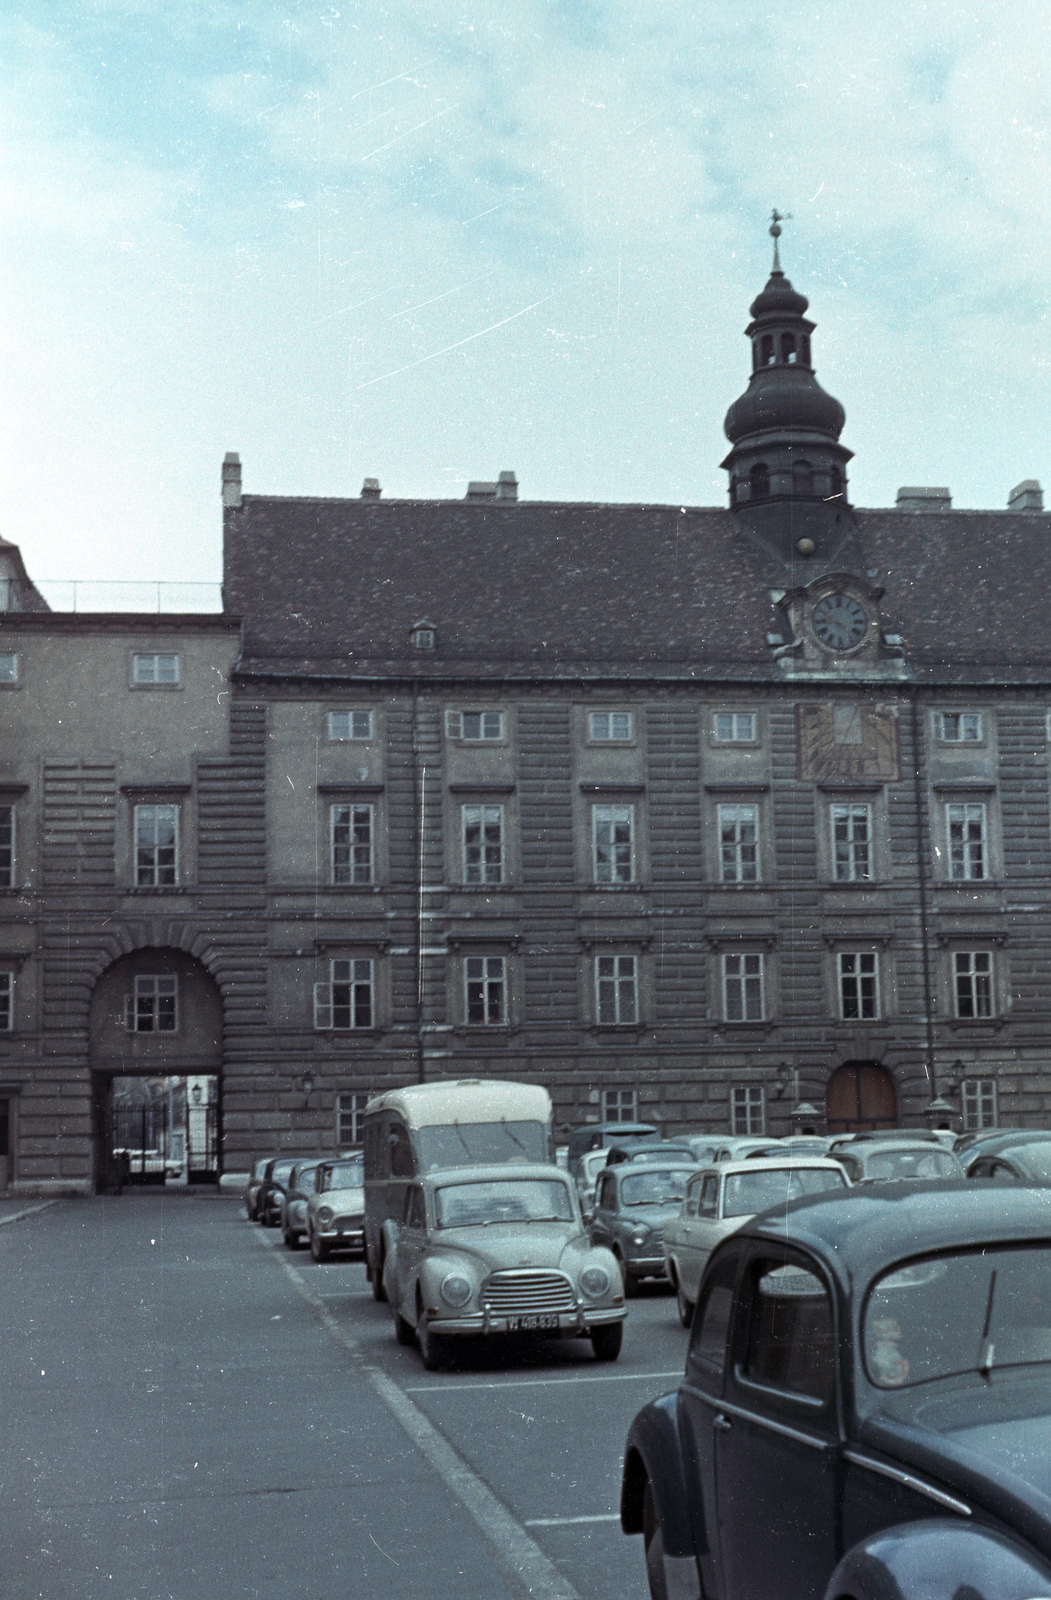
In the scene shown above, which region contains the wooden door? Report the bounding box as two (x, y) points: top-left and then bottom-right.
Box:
(825, 1062), (897, 1133)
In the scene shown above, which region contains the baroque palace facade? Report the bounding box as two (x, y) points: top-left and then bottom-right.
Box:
(5, 246), (1051, 1192)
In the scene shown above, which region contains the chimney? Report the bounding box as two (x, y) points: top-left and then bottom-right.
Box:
(222, 452), (242, 508)
(1008, 479), (1044, 512)
(466, 481), (497, 501)
(496, 471), (518, 502)
(895, 486), (951, 512)
(361, 477), (382, 499)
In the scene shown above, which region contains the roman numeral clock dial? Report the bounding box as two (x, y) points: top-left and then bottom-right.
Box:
(811, 593), (868, 651)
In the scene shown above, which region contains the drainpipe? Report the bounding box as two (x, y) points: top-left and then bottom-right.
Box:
(909, 685), (938, 1102)
(412, 681), (426, 1084)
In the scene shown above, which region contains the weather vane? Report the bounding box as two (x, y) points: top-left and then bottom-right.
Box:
(769, 208), (792, 272)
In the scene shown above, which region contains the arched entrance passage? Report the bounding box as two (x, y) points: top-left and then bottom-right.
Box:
(825, 1061), (898, 1134)
(89, 949), (223, 1190)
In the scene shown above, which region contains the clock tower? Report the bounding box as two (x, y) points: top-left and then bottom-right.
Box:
(722, 215), (857, 569)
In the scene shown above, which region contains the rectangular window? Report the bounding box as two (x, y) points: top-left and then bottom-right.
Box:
(589, 710), (633, 742)
(0, 653), (18, 683)
(601, 1087), (638, 1123)
(331, 804), (373, 885)
(954, 951), (993, 1018)
(731, 1085), (765, 1136)
(132, 653), (179, 685)
(940, 712), (982, 742)
(314, 959), (374, 1030)
(127, 975), (178, 1032)
(465, 956), (506, 1024)
(0, 972), (11, 1031)
(596, 954), (638, 1025)
(713, 712), (756, 742)
(328, 710), (373, 741)
(592, 804), (634, 883)
(723, 953), (764, 1022)
(446, 709), (504, 741)
(962, 1078), (997, 1131)
(462, 805), (503, 885)
(839, 952), (878, 1019)
(718, 803), (758, 883)
(832, 803), (871, 882)
(947, 803), (987, 880)
(0, 805), (13, 888)
(135, 804), (178, 887)
(337, 1091), (370, 1147)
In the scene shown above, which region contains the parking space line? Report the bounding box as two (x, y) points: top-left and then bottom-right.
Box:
(0, 1200), (57, 1228)
(525, 1515), (620, 1528)
(253, 1230), (582, 1600)
(405, 1370), (682, 1395)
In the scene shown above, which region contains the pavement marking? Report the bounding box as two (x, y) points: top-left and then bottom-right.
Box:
(526, 1515), (621, 1528)
(253, 1229), (582, 1600)
(405, 1370), (682, 1395)
(0, 1201), (57, 1228)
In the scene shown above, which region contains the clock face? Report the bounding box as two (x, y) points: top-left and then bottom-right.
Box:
(812, 593), (868, 652)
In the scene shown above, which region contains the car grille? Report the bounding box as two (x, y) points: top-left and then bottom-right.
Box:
(334, 1213), (364, 1231)
(482, 1271), (576, 1315)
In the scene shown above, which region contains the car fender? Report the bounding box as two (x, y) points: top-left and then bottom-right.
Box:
(823, 1518), (1051, 1600)
(418, 1249), (479, 1309)
(379, 1220), (401, 1299)
(621, 1394), (698, 1560)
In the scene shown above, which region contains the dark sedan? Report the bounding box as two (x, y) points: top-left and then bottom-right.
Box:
(968, 1137), (1051, 1182)
(621, 1183), (1051, 1600)
(589, 1162), (693, 1292)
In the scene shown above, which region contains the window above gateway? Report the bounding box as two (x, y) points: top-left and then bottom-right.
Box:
(132, 653), (179, 685)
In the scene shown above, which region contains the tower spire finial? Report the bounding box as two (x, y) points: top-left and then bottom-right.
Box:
(769, 208), (791, 273)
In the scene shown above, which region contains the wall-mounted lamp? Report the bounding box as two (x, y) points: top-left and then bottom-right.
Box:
(773, 1061), (791, 1100)
(301, 1072), (314, 1104)
(191, 1084), (202, 1106)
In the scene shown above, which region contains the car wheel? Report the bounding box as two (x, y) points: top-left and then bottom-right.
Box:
(393, 1306), (415, 1346)
(642, 1480), (669, 1600)
(283, 1225), (300, 1250)
(590, 1322), (623, 1361)
(616, 1256), (638, 1298)
(310, 1230), (330, 1263)
(417, 1314), (449, 1372)
(371, 1252), (387, 1302)
(676, 1283), (694, 1328)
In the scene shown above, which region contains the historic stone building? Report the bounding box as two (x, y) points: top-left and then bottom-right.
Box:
(6, 238), (1051, 1191)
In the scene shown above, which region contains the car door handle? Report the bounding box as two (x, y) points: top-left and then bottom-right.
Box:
(713, 1413), (733, 1432)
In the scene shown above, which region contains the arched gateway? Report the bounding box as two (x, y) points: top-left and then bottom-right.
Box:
(825, 1060), (898, 1134)
(89, 950), (223, 1189)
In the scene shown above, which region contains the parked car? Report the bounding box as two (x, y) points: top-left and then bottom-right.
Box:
(831, 1138), (964, 1185)
(684, 1136), (723, 1165)
(575, 1148), (612, 1216)
(967, 1137), (1051, 1182)
(306, 1156), (365, 1261)
(707, 1137), (777, 1163)
(604, 1142), (698, 1167)
(280, 1159), (323, 1249)
(589, 1161), (695, 1293)
(254, 1156), (313, 1224)
(621, 1182), (1051, 1600)
(663, 1158), (849, 1326)
(565, 1122), (659, 1179)
(958, 1128), (1051, 1173)
(242, 1155), (273, 1220)
(743, 1137), (835, 1159)
(381, 1163), (626, 1369)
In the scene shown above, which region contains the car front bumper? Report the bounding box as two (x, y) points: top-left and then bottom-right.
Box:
(423, 1306), (626, 1338)
(315, 1223), (365, 1251)
(622, 1252), (668, 1278)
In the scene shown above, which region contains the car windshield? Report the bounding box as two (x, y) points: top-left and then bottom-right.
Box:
(863, 1149), (959, 1181)
(290, 1166), (319, 1195)
(723, 1167), (846, 1219)
(415, 1120), (548, 1171)
(322, 1161), (363, 1190)
(271, 1160), (298, 1182)
(625, 1148), (694, 1164)
(621, 1170), (690, 1206)
(434, 1178), (575, 1228)
(864, 1245), (1051, 1388)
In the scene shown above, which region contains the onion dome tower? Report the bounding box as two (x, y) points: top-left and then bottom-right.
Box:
(721, 214), (855, 564)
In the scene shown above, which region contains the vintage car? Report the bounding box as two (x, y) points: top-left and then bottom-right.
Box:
(305, 1156), (365, 1261)
(621, 1182), (1051, 1600)
(380, 1163), (626, 1369)
(589, 1160), (696, 1292)
(663, 1158), (849, 1326)
(280, 1158), (323, 1249)
(967, 1136), (1051, 1182)
(242, 1155), (273, 1220)
(830, 1137), (964, 1185)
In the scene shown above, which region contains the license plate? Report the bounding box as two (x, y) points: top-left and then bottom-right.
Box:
(507, 1314), (560, 1332)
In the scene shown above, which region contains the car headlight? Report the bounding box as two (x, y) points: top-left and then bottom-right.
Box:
(579, 1265), (611, 1300)
(440, 1273), (473, 1308)
(631, 1231), (649, 1246)
(317, 1206), (334, 1225)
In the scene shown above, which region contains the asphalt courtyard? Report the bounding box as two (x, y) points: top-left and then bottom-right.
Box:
(0, 1193), (689, 1600)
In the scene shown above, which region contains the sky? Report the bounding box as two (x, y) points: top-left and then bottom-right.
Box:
(4, 1), (1051, 597)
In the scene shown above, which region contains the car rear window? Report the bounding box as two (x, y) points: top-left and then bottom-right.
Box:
(864, 1245), (1051, 1387)
(723, 1167), (846, 1219)
(863, 1149), (960, 1181)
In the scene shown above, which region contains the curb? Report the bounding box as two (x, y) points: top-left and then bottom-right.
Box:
(0, 1200), (58, 1228)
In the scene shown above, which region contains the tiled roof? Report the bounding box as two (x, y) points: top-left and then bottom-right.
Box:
(224, 495), (1051, 686)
